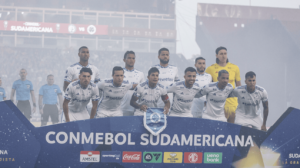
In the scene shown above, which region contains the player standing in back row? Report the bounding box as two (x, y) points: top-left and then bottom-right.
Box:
(206, 47), (241, 123)
(120, 51), (145, 116)
(191, 57), (212, 118)
(152, 48), (180, 108)
(63, 46), (101, 91)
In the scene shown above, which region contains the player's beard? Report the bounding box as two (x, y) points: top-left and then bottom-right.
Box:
(197, 68), (205, 73)
(160, 59), (169, 64)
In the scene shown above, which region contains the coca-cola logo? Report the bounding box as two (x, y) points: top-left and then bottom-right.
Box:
(123, 154), (140, 160)
(122, 152), (142, 163)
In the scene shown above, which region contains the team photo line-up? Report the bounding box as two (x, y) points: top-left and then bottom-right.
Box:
(1, 46), (269, 130)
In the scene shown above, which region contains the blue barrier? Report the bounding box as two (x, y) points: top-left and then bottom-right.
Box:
(0, 100), (299, 167)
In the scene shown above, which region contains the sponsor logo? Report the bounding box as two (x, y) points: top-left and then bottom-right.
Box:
(163, 152), (182, 163)
(80, 151), (100, 162)
(204, 152), (222, 164)
(101, 151), (121, 163)
(122, 151), (141, 163)
(143, 152), (162, 163)
(0, 150), (15, 162)
(184, 152), (203, 163)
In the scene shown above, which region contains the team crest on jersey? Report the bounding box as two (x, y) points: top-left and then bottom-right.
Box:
(144, 108), (167, 136)
(54, 89), (57, 93)
(26, 85), (30, 89)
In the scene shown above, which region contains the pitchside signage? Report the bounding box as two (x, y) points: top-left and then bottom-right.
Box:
(1, 100), (300, 167)
(0, 20), (108, 35)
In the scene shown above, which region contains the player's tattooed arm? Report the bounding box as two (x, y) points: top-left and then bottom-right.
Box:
(130, 94), (146, 111)
(63, 98), (71, 122)
(262, 101), (269, 131)
(130, 84), (138, 90)
(63, 81), (70, 92)
(162, 94), (170, 114)
(90, 100), (98, 119)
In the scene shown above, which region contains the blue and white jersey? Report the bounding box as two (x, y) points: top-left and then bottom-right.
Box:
(0, 87), (6, 101)
(152, 64), (180, 107)
(97, 79), (133, 117)
(39, 84), (62, 105)
(229, 85), (268, 118)
(191, 72), (212, 117)
(64, 81), (100, 121)
(167, 81), (201, 117)
(197, 82), (234, 118)
(12, 79), (33, 101)
(64, 62), (101, 83)
(133, 81), (167, 116)
(121, 68), (145, 112)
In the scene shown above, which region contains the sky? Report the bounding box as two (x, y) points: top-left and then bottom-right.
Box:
(176, 0), (300, 59)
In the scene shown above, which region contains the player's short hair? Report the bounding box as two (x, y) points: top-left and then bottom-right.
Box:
(124, 51), (135, 59)
(80, 67), (93, 75)
(215, 46), (229, 64)
(20, 68), (27, 73)
(245, 71), (256, 79)
(112, 66), (124, 76)
(47, 74), (54, 78)
(184, 67), (197, 74)
(158, 48), (169, 55)
(148, 67), (160, 76)
(78, 46), (88, 53)
(218, 70), (229, 77)
(195, 57), (205, 63)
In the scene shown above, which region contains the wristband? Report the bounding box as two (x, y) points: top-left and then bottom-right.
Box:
(33, 103), (36, 107)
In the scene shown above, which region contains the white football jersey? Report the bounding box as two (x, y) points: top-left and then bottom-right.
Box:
(133, 81), (167, 116)
(121, 68), (145, 113)
(167, 81), (201, 117)
(229, 85), (268, 118)
(198, 82), (234, 121)
(97, 79), (133, 117)
(64, 81), (100, 121)
(191, 72), (212, 118)
(152, 64), (180, 108)
(64, 62), (101, 83)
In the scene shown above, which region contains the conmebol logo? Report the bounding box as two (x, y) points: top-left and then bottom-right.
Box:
(23, 22), (40, 26)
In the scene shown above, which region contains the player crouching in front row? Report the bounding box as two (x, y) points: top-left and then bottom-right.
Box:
(63, 68), (100, 122)
(130, 67), (170, 116)
(229, 71), (269, 131)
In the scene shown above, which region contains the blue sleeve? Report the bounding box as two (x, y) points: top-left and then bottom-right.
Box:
(30, 81), (34, 91)
(56, 85), (62, 94)
(12, 81), (17, 89)
(3, 89), (6, 98)
(39, 86), (44, 95)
